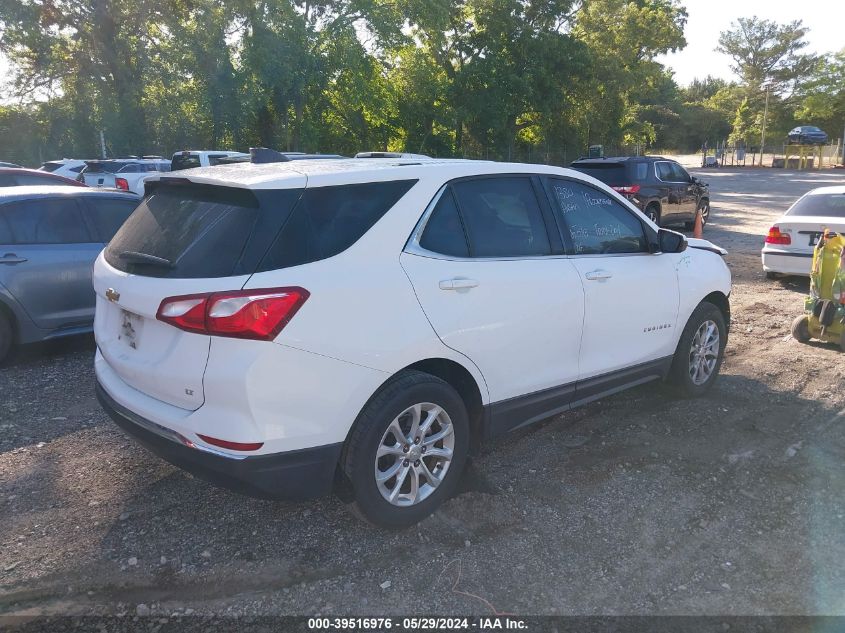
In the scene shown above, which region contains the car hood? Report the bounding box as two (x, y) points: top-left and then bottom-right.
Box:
(686, 237), (727, 256)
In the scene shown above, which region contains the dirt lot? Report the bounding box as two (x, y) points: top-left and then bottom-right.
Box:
(2, 168), (845, 619)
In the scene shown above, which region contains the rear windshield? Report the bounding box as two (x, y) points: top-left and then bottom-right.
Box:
(787, 193), (845, 218)
(86, 161), (132, 174)
(570, 162), (628, 185)
(171, 154), (202, 171)
(41, 162), (62, 172)
(105, 184), (303, 278)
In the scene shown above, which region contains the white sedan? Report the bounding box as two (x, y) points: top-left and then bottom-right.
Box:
(762, 186), (845, 277)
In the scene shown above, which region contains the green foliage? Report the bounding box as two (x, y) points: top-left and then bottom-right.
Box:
(0, 1), (841, 166)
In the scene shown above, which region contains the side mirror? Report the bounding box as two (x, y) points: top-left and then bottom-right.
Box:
(658, 228), (687, 253)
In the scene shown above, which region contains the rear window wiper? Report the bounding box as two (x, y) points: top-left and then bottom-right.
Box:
(117, 251), (174, 268)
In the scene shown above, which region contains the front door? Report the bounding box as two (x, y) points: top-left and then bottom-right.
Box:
(401, 176), (585, 412)
(543, 177), (681, 390)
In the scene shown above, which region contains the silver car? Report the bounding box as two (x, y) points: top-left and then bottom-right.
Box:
(0, 186), (139, 361)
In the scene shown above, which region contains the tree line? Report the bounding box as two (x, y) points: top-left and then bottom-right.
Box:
(0, 0), (842, 166)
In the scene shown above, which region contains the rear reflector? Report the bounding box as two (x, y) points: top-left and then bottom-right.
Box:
(115, 177), (129, 191)
(197, 434), (263, 452)
(612, 185), (641, 194)
(156, 287), (309, 340)
(765, 226), (791, 245)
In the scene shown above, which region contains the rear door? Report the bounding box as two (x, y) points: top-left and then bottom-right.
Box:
(93, 182), (304, 410)
(544, 176), (680, 385)
(401, 175), (585, 408)
(0, 197), (101, 330)
(654, 161), (685, 222)
(669, 162), (698, 219)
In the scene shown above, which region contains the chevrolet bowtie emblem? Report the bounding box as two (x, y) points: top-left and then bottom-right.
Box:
(106, 288), (121, 303)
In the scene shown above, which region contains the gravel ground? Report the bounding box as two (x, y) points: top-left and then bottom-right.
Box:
(2, 168), (845, 618)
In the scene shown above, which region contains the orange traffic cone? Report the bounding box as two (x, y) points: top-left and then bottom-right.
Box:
(693, 207), (703, 239)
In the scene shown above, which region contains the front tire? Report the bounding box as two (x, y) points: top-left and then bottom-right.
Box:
(342, 370), (469, 528)
(668, 302), (727, 397)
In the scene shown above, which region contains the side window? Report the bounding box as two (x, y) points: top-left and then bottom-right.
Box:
(656, 162), (674, 181)
(86, 197), (139, 241)
(547, 179), (648, 255)
(208, 155), (227, 166)
(0, 212), (13, 243)
(2, 198), (91, 244)
(671, 163), (691, 182)
(258, 180), (417, 271)
(118, 164), (141, 174)
(451, 177), (551, 257)
(633, 162), (648, 180)
(419, 188), (469, 257)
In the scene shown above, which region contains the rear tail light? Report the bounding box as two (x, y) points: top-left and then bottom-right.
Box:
(612, 185), (641, 195)
(765, 226), (791, 245)
(156, 287), (309, 340)
(115, 177), (129, 191)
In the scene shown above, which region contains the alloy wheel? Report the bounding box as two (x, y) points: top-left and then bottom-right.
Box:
(374, 403), (454, 507)
(688, 319), (719, 385)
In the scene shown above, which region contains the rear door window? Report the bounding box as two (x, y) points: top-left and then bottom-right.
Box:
(419, 189), (470, 258)
(84, 197), (139, 242)
(546, 178), (648, 255)
(258, 180), (417, 271)
(0, 198), (91, 244)
(451, 177), (551, 257)
(656, 162), (675, 181)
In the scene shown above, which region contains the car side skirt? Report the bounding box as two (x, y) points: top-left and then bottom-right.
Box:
(482, 356), (673, 441)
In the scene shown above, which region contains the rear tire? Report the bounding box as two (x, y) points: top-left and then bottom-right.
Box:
(0, 313), (12, 364)
(791, 315), (811, 343)
(342, 370), (469, 528)
(668, 302), (727, 397)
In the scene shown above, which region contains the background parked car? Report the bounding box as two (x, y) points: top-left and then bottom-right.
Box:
(39, 158), (88, 180)
(788, 126), (828, 145)
(170, 150), (250, 170)
(0, 167), (87, 188)
(79, 158), (171, 195)
(570, 156), (710, 228)
(762, 186), (845, 278)
(0, 186), (140, 361)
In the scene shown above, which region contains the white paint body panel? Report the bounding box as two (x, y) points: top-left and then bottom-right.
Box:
(94, 159), (732, 462)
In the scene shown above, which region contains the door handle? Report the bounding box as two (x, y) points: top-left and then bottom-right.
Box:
(439, 278), (479, 290)
(584, 269), (612, 281)
(0, 253), (27, 264)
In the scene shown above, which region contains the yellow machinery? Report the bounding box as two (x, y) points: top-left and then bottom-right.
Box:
(792, 230), (845, 350)
(781, 144), (824, 170)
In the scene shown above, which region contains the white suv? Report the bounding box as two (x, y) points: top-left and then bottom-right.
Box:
(93, 159), (731, 527)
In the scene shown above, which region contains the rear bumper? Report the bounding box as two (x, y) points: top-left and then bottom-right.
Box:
(96, 381), (342, 500)
(761, 248), (812, 276)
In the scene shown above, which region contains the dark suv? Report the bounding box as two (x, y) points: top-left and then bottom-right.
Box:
(569, 156), (710, 228)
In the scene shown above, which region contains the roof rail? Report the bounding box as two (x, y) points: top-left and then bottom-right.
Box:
(355, 151), (431, 159)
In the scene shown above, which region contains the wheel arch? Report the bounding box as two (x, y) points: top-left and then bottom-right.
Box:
(701, 290), (730, 331)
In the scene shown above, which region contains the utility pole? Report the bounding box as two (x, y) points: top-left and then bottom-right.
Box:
(759, 83), (771, 167)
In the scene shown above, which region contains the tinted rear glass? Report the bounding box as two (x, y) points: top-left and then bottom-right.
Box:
(258, 180), (417, 271)
(570, 162), (628, 185)
(171, 155), (201, 170)
(86, 161), (132, 174)
(41, 162), (62, 172)
(787, 193), (845, 218)
(105, 184), (302, 278)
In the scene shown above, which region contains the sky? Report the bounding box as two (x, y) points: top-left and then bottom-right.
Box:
(2, 0), (844, 99)
(658, 0), (845, 86)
